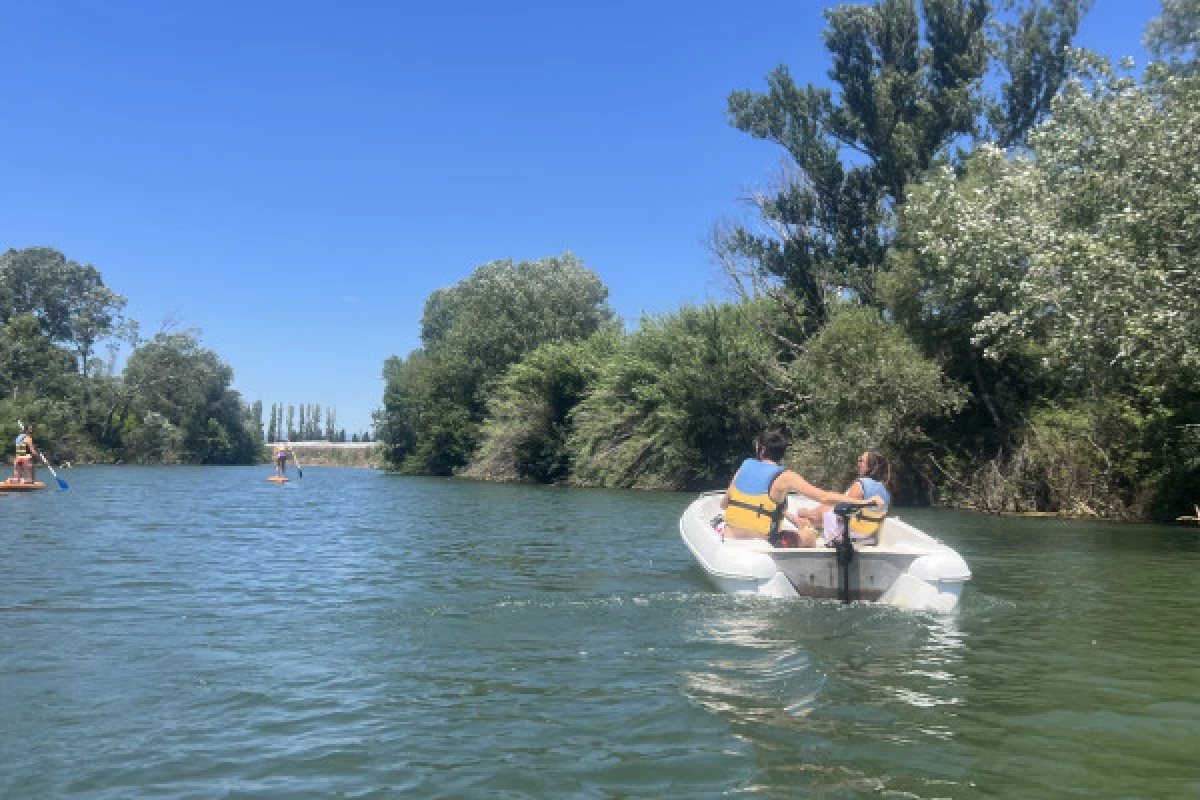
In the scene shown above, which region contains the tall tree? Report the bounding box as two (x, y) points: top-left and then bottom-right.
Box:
(987, 0), (1095, 148)
(0, 247), (128, 430)
(378, 253), (616, 474)
(719, 0), (1088, 335)
(251, 399), (264, 443)
(1144, 0), (1200, 75)
(122, 331), (260, 463)
(889, 54), (1200, 514)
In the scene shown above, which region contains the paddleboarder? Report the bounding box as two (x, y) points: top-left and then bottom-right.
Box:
(12, 424), (37, 484)
(273, 438), (290, 477)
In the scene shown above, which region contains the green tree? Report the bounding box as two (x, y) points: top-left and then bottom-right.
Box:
(0, 247), (128, 431)
(0, 314), (78, 402)
(1144, 0), (1200, 76)
(251, 399), (264, 443)
(378, 253), (615, 474)
(889, 54), (1200, 515)
(465, 329), (621, 483)
(567, 303), (780, 490)
(785, 306), (967, 493)
(718, 0), (1087, 335)
(122, 331), (260, 463)
(988, 0), (1095, 148)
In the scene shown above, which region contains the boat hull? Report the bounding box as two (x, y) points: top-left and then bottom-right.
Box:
(679, 492), (970, 612)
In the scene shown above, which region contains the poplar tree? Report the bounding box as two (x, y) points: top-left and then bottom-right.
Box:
(719, 0), (1089, 334)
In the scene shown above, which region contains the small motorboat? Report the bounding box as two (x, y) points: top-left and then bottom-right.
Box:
(679, 491), (971, 612)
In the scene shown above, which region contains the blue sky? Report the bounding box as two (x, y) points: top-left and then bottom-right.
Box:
(1, 1), (1153, 435)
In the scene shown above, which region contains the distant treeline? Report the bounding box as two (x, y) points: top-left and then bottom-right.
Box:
(375, 1), (1200, 520)
(0, 247), (263, 464)
(264, 402), (370, 443)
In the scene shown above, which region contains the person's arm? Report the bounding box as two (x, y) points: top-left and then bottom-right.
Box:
(798, 481), (864, 522)
(779, 471), (877, 508)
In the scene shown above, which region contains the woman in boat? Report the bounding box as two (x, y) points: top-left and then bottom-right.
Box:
(721, 430), (872, 548)
(795, 450), (892, 545)
(11, 424), (37, 484)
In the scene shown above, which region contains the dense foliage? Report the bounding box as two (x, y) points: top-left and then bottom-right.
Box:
(1, 247), (263, 465)
(890, 54), (1200, 515)
(566, 303), (782, 490)
(376, 254), (616, 475)
(376, 2), (1198, 520)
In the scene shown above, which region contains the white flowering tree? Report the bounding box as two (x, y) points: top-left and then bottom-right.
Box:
(889, 51), (1200, 514)
(897, 54), (1199, 396)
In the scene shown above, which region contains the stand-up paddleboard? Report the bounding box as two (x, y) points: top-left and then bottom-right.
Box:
(0, 480), (46, 492)
(268, 476), (288, 483)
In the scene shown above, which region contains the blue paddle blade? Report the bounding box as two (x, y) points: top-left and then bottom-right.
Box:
(56, 477), (68, 491)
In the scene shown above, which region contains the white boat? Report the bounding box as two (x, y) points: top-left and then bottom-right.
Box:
(679, 491), (971, 612)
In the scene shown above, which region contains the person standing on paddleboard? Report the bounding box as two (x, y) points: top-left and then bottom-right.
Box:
(274, 439), (290, 477)
(12, 424), (37, 484)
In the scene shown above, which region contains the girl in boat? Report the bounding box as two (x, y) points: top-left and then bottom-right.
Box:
(795, 449), (892, 545)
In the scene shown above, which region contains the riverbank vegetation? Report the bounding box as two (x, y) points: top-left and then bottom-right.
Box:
(377, 0), (1199, 520)
(0, 247), (263, 465)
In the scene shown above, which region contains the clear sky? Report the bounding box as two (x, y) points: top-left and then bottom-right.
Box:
(0, 1), (1153, 435)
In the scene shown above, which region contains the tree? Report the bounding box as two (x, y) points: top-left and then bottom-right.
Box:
(988, 0), (1095, 148)
(718, 0), (1088, 336)
(378, 253), (616, 474)
(465, 329), (621, 483)
(1144, 0), (1200, 76)
(785, 306), (967, 493)
(895, 56), (1200, 400)
(720, 0), (989, 332)
(251, 399), (264, 443)
(567, 303), (781, 490)
(888, 54), (1200, 515)
(122, 331), (260, 463)
(0, 247), (129, 430)
(0, 314), (77, 402)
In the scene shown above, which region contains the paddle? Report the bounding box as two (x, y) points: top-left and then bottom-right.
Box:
(16, 420), (68, 491)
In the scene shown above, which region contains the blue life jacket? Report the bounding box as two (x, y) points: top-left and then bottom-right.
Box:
(848, 477), (891, 537)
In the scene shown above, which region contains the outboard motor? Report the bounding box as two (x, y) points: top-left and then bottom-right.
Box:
(831, 502), (874, 604)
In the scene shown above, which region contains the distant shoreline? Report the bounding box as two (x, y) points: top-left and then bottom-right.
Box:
(267, 442), (382, 468)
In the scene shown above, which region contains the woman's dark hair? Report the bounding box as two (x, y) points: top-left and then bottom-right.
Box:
(755, 430), (789, 462)
(862, 450), (890, 483)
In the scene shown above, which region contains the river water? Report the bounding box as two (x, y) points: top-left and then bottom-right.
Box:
(2, 466), (1198, 798)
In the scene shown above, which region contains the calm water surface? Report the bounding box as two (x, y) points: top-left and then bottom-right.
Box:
(2, 466), (1198, 798)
